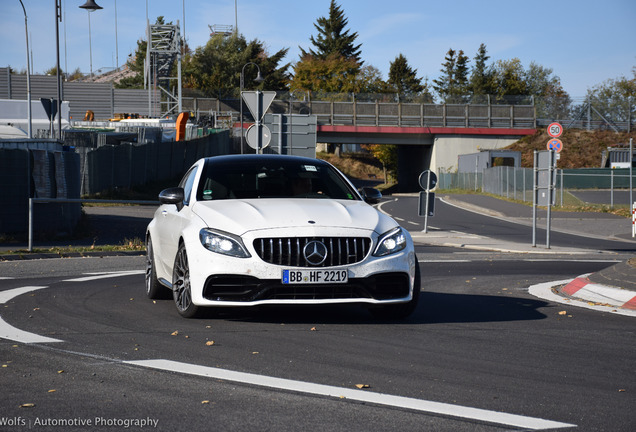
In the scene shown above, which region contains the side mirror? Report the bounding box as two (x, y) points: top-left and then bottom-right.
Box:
(358, 187), (382, 204)
(159, 187), (185, 205)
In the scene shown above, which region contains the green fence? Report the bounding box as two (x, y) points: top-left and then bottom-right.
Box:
(438, 167), (635, 205)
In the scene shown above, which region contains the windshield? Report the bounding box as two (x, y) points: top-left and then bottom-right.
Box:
(196, 157), (360, 201)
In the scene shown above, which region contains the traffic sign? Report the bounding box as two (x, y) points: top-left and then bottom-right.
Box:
(242, 91), (276, 121)
(418, 170), (437, 191)
(40, 98), (58, 121)
(547, 138), (563, 152)
(245, 124), (271, 150)
(418, 191), (435, 217)
(547, 122), (563, 138)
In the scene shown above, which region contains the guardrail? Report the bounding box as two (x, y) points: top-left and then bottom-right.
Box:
(180, 97), (538, 130)
(302, 101), (537, 129)
(28, 198), (158, 252)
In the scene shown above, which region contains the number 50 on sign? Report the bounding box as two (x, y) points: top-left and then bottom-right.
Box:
(547, 122), (563, 138)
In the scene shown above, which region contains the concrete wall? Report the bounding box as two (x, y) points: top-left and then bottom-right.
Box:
(431, 135), (521, 173)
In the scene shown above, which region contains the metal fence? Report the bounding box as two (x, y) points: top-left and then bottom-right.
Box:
(438, 167), (636, 207)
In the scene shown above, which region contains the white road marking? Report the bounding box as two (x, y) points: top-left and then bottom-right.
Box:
(0, 286), (48, 305)
(417, 259), (472, 263)
(63, 270), (145, 282)
(524, 259), (620, 263)
(125, 359), (576, 430)
(0, 286), (62, 343)
(0, 272), (143, 344)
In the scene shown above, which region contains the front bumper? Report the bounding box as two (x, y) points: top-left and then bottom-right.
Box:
(185, 226), (417, 307)
(201, 272), (410, 303)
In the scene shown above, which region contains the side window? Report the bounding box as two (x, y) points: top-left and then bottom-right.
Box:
(179, 166), (198, 206)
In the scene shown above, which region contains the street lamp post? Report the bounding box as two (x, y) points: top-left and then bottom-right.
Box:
(54, 0), (62, 139)
(114, 0), (119, 70)
(79, 0), (103, 79)
(18, 0), (32, 138)
(239, 62), (264, 153)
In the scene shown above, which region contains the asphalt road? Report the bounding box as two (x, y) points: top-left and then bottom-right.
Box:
(383, 195), (636, 253)
(1, 197), (635, 431)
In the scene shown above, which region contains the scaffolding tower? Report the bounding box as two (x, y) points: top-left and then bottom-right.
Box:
(145, 21), (182, 118)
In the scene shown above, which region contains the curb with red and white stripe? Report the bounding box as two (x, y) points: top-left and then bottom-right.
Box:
(560, 274), (636, 311)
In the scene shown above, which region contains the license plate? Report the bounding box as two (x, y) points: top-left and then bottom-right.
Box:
(282, 269), (348, 284)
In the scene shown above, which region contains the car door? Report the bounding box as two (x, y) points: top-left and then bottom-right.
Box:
(156, 165), (199, 274)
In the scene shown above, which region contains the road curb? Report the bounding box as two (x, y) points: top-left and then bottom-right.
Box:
(560, 274), (636, 310)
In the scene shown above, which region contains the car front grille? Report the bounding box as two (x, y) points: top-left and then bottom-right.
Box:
(253, 237), (372, 267)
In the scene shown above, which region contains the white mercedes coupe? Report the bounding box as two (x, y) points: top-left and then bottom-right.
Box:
(145, 154), (420, 319)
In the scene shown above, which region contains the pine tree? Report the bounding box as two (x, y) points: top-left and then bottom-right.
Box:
(433, 48), (470, 102)
(469, 43), (492, 97)
(300, 0), (362, 65)
(388, 54), (424, 99)
(454, 50), (470, 98)
(432, 49), (456, 101)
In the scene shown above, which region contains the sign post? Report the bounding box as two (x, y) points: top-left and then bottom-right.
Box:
(533, 150), (557, 248)
(418, 170), (437, 233)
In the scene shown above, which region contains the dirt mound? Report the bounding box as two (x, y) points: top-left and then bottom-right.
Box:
(507, 129), (635, 168)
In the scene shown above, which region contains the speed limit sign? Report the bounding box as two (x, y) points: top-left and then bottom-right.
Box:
(547, 122), (563, 138)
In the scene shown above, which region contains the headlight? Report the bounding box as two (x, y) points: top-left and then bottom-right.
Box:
(199, 229), (251, 258)
(373, 227), (407, 257)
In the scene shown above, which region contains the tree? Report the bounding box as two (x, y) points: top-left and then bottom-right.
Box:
(44, 66), (62, 77)
(489, 58), (528, 99)
(115, 38), (146, 88)
(116, 16), (168, 89)
(362, 144), (398, 183)
(524, 62), (570, 119)
(583, 67), (636, 125)
(468, 43), (493, 99)
(454, 50), (470, 99)
(183, 33), (289, 98)
(388, 54), (425, 99)
(432, 48), (470, 102)
(300, 0), (362, 66)
(290, 53), (358, 94)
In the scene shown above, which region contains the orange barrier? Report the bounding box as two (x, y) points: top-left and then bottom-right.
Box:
(176, 112), (189, 141)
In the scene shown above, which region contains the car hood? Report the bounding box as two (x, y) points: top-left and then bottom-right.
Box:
(192, 198), (397, 236)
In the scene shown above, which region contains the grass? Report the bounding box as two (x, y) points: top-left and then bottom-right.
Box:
(0, 237), (146, 257)
(0, 238), (146, 258)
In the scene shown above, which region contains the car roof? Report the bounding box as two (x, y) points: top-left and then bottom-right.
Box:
(203, 154), (330, 167)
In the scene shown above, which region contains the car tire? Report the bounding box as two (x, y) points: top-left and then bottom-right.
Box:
(145, 236), (170, 300)
(172, 242), (201, 318)
(370, 257), (421, 320)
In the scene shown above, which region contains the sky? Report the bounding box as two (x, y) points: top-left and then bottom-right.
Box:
(2, 0), (635, 98)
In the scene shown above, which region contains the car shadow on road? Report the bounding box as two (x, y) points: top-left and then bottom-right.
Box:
(191, 291), (550, 325)
(416, 291), (549, 324)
